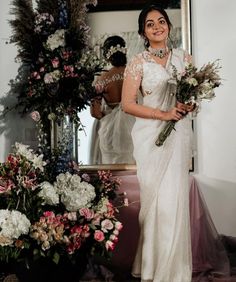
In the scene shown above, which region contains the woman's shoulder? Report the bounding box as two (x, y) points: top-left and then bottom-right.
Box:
(172, 48), (192, 63)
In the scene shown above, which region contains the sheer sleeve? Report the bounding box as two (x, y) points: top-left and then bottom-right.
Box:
(122, 55), (165, 120)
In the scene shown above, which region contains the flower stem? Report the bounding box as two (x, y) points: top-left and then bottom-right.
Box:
(155, 120), (177, 147)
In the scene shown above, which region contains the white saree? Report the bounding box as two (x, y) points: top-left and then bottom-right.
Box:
(125, 49), (193, 282)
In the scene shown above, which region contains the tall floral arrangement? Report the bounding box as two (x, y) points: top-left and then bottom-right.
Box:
(2, 0), (104, 131)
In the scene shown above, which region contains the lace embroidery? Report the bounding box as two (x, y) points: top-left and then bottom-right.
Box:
(95, 73), (123, 89)
(124, 54), (144, 81)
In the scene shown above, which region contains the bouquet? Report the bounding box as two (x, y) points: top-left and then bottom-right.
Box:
(155, 60), (222, 146)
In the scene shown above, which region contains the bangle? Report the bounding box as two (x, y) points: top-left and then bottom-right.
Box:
(151, 109), (157, 119)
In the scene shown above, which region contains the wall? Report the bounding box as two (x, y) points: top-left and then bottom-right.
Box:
(191, 0), (236, 236)
(0, 1), (236, 235)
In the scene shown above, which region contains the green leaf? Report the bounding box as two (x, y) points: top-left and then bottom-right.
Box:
(53, 251), (60, 264)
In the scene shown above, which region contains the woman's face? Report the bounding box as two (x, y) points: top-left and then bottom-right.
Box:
(144, 10), (169, 47)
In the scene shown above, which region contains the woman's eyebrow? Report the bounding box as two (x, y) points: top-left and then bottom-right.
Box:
(145, 16), (165, 24)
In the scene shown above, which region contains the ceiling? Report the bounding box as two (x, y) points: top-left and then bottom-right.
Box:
(88, 0), (180, 12)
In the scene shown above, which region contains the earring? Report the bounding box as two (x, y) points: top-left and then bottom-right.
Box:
(167, 36), (173, 49)
(144, 37), (149, 49)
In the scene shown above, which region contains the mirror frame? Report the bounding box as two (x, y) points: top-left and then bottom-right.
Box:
(80, 0), (192, 171)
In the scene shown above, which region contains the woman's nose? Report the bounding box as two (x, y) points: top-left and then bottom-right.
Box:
(152, 23), (159, 30)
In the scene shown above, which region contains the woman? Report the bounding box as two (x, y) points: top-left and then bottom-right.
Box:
(122, 4), (194, 282)
(90, 35), (135, 164)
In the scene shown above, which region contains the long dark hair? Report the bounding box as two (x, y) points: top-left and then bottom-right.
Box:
(138, 4), (172, 48)
(103, 35), (127, 67)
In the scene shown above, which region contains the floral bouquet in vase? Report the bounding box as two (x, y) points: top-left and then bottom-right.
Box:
(0, 143), (127, 280)
(155, 60), (222, 146)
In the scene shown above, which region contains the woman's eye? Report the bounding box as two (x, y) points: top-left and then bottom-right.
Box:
(146, 22), (154, 28)
(159, 20), (166, 24)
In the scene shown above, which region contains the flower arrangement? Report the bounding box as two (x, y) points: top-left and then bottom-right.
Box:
(2, 0), (105, 132)
(0, 143), (126, 270)
(155, 60), (222, 146)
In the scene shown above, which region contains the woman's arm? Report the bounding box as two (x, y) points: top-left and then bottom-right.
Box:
(90, 97), (104, 119)
(121, 56), (185, 121)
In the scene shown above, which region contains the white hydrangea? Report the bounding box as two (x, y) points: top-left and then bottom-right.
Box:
(54, 172), (96, 211)
(46, 29), (65, 51)
(38, 181), (59, 205)
(0, 209), (31, 246)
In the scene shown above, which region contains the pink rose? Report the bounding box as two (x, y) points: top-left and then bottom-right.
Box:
(113, 229), (119, 236)
(101, 219), (114, 233)
(92, 214), (101, 226)
(30, 111), (41, 122)
(115, 221), (123, 231)
(109, 234), (118, 243)
(105, 240), (115, 251)
(79, 208), (94, 220)
(94, 230), (105, 242)
(51, 57), (60, 68)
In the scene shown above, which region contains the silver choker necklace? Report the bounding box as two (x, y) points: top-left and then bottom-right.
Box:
(148, 46), (169, 59)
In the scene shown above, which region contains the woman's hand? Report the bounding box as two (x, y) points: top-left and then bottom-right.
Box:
(161, 107), (186, 121)
(176, 101), (195, 112)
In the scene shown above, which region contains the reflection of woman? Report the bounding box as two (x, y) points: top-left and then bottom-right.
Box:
(122, 4), (193, 281)
(90, 36), (135, 164)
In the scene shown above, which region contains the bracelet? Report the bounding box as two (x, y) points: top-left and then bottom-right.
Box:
(151, 108), (157, 119)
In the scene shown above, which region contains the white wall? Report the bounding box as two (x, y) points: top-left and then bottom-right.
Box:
(191, 0), (236, 235)
(0, 1), (236, 235)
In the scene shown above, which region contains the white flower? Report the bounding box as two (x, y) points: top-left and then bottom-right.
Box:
(96, 198), (109, 214)
(0, 209), (31, 246)
(46, 29), (65, 51)
(38, 181), (59, 205)
(186, 77), (198, 86)
(44, 70), (61, 84)
(54, 172), (96, 211)
(15, 142), (33, 160)
(101, 219), (114, 233)
(31, 154), (47, 172)
(14, 142), (46, 171)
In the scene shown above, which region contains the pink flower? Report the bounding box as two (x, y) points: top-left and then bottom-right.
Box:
(101, 219), (114, 233)
(113, 229), (119, 236)
(0, 178), (15, 193)
(30, 111), (41, 122)
(66, 212), (77, 221)
(79, 208), (94, 220)
(94, 230), (105, 242)
(105, 240), (115, 251)
(109, 234), (118, 243)
(51, 57), (60, 68)
(115, 221), (123, 231)
(70, 226), (83, 235)
(92, 214), (101, 226)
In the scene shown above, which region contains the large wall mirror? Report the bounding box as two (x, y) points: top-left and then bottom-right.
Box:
(79, 0), (191, 170)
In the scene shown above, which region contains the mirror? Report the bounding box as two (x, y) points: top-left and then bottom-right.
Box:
(79, 0), (191, 170)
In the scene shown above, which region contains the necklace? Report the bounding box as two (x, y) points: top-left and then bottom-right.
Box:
(148, 46), (169, 59)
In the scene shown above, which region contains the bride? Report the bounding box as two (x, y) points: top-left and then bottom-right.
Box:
(122, 4), (194, 282)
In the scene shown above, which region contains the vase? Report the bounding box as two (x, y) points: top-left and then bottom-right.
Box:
(50, 115), (79, 163)
(2, 255), (88, 282)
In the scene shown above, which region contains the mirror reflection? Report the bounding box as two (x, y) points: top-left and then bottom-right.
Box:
(89, 35), (135, 165)
(78, 1), (185, 165)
